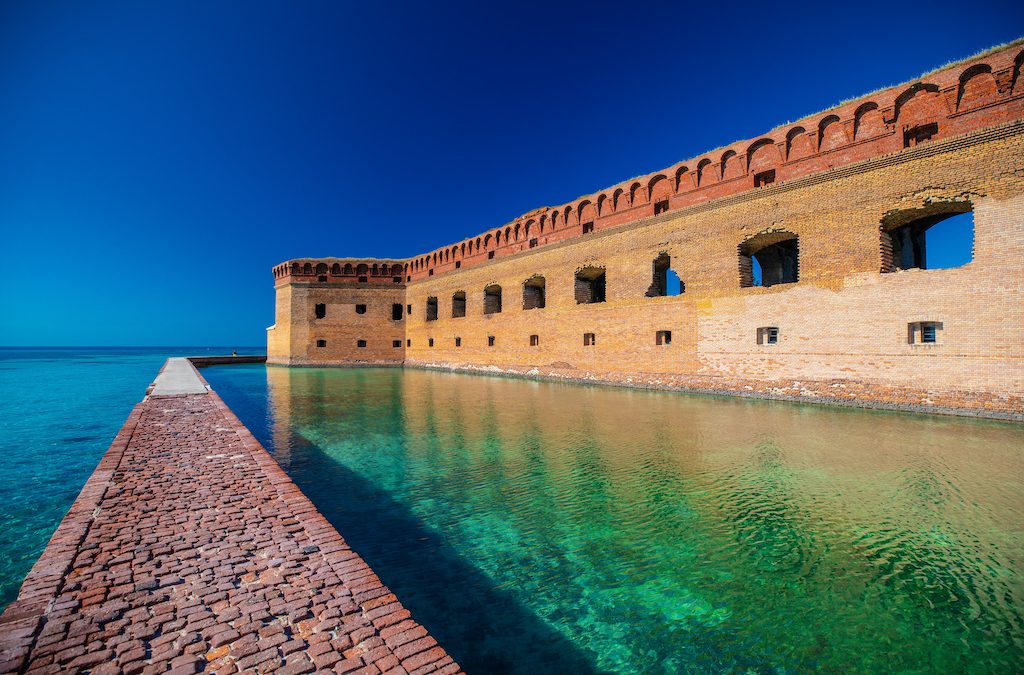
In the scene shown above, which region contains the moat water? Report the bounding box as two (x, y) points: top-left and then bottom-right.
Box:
(201, 365), (1024, 674)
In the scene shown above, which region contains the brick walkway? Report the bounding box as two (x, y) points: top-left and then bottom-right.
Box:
(0, 361), (461, 675)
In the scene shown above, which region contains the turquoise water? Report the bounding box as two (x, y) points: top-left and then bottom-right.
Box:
(203, 365), (1024, 674)
(0, 347), (262, 609)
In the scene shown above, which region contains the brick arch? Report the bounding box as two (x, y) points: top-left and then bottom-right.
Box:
(483, 233), (492, 249)
(314, 262), (327, 274)
(612, 188), (627, 211)
(894, 83), (943, 124)
(746, 139), (780, 174)
(563, 205), (574, 226)
(629, 181), (646, 205)
(504, 226), (512, 242)
(786, 126), (813, 160)
(673, 166), (690, 192)
(330, 263), (341, 274)
(524, 219), (535, 238)
(596, 193), (609, 216)
(957, 63), (997, 111)
(538, 214), (547, 233)
(818, 115), (847, 151)
(696, 158), (716, 186)
(721, 150), (742, 180)
(648, 175), (671, 203)
(854, 102), (884, 140)
(577, 200), (595, 224)
(302, 263), (313, 274)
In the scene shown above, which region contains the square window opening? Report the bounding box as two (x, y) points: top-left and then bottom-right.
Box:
(757, 327), (779, 345)
(754, 170), (776, 188)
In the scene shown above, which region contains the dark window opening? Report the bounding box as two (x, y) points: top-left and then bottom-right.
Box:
(316, 339), (326, 348)
(523, 276), (546, 310)
(656, 330), (672, 345)
(583, 333), (596, 346)
(484, 285), (502, 314)
(488, 336), (495, 347)
(757, 327), (779, 345)
(739, 233), (799, 287)
(358, 276), (368, 283)
(393, 340), (402, 348)
(314, 303), (326, 319)
(530, 335), (539, 346)
(909, 321), (943, 345)
(407, 339), (411, 347)
(428, 338), (434, 347)
(426, 297), (438, 321)
(754, 170), (776, 188)
(455, 337), (462, 347)
(318, 275), (328, 282)
(357, 340), (367, 348)
(455, 261), (461, 269)
(393, 276), (402, 283)
(881, 205), (974, 272)
(407, 304), (412, 315)
(654, 200), (669, 215)
(904, 122), (938, 148)
(582, 221), (595, 234)
(575, 267), (606, 304)
(407, 275), (412, 282)
(529, 238), (538, 248)
(488, 251), (495, 259)
(646, 253), (684, 297)
(355, 304), (367, 314)
(452, 292), (466, 318)
(392, 304), (403, 321)
(428, 269), (434, 276)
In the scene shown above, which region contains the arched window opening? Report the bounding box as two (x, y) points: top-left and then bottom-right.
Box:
(523, 275), (546, 310)
(739, 232), (799, 287)
(426, 297), (438, 321)
(452, 291), (466, 318)
(881, 204), (974, 272)
(646, 253), (684, 297)
(575, 266), (606, 304)
(485, 284), (505, 317)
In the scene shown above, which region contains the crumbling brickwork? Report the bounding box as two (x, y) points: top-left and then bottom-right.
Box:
(269, 43), (1024, 418)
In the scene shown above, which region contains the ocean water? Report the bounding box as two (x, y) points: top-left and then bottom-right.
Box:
(0, 347), (262, 609)
(202, 365), (1024, 674)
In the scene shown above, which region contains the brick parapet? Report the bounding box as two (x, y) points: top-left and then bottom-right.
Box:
(0, 359), (461, 675)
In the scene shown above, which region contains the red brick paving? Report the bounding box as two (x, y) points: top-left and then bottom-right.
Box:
(0, 369), (461, 675)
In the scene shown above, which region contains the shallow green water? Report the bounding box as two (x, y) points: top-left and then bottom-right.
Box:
(202, 365), (1024, 674)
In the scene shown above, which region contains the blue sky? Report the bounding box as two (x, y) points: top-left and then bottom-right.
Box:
(1, 0), (1020, 346)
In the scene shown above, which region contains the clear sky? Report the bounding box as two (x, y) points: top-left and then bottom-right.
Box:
(1, 1), (1020, 347)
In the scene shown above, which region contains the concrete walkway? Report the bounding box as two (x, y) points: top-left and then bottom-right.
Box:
(0, 360), (460, 675)
(149, 358), (208, 396)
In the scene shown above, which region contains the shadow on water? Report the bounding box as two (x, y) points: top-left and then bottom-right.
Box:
(283, 430), (604, 675)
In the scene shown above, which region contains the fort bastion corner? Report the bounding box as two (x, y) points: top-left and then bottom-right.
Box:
(267, 42), (1024, 419)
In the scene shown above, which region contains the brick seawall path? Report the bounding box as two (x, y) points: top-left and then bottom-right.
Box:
(0, 359), (461, 675)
